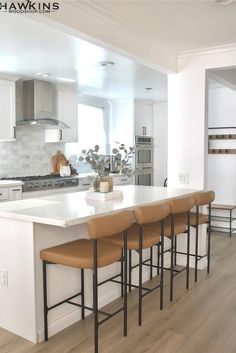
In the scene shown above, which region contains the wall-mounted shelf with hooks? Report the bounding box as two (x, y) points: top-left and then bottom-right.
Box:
(208, 127), (236, 154)
(209, 149), (236, 154)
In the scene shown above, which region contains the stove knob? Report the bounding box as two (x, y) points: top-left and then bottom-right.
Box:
(28, 184), (33, 189)
(35, 183), (39, 188)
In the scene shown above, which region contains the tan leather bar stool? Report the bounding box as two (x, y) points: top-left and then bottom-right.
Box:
(105, 201), (170, 326)
(40, 210), (133, 353)
(176, 191), (215, 282)
(147, 196), (195, 301)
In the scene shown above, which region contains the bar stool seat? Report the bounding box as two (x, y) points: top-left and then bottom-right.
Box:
(107, 223), (160, 250)
(176, 212), (208, 226)
(41, 239), (122, 269)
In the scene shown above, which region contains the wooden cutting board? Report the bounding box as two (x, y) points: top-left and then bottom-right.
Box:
(51, 151), (68, 175)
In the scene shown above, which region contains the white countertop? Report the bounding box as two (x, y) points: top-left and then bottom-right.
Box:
(0, 185), (199, 228)
(0, 180), (24, 188)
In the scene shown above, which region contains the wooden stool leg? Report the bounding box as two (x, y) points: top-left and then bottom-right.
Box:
(93, 240), (99, 353)
(42, 261), (48, 341)
(81, 268), (85, 319)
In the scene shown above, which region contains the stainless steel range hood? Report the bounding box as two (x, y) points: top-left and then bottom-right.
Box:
(16, 79), (69, 129)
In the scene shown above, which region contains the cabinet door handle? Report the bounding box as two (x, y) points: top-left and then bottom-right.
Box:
(82, 183), (91, 186)
(59, 130), (63, 141)
(13, 126), (16, 138)
(12, 189), (21, 191)
(0, 193), (2, 196)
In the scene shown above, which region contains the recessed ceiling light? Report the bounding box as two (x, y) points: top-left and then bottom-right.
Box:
(36, 72), (50, 78)
(99, 61), (115, 67)
(214, 0), (233, 5)
(56, 77), (76, 83)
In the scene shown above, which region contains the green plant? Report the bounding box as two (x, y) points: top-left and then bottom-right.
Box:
(78, 143), (135, 177)
(78, 145), (109, 177)
(112, 142), (135, 176)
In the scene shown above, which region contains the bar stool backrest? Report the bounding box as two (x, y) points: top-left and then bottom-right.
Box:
(135, 202), (170, 225)
(169, 196), (195, 215)
(195, 191), (215, 206)
(87, 210), (134, 239)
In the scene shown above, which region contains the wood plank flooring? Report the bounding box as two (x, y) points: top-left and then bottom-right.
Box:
(1, 232), (236, 353)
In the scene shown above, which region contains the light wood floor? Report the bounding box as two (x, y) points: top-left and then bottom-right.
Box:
(1, 232), (236, 353)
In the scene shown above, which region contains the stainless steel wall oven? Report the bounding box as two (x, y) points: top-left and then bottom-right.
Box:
(135, 136), (153, 186)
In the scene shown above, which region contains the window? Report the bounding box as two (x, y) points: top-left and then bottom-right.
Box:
(77, 103), (106, 149)
(66, 98), (110, 173)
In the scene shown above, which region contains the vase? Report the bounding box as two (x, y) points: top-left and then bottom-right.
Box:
(93, 175), (113, 192)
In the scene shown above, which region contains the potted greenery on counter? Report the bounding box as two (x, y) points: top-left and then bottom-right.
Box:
(79, 142), (135, 191)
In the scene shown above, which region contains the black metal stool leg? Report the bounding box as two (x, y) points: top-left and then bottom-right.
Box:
(42, 260), (48, 341)
(160, 220), (164, 310)
(195, 206), (199, 282)
(150, 247), (153, 280)
(157, 243), (160, 275)
(123, 231), (128, 336)
(128, 250), (132, 292)
(170, 215), (174, 302)
(81, 268), (85, 319)
(186, 211), (190, 290)
(138, 225), (143, 326)
(174, 236), (177, 266)
(93, 240), (99, 353)
(121, 250), (124, 298)
(207, 203), (212, 274)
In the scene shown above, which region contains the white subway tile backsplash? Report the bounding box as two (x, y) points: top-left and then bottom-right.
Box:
(0, 126), (66, 178)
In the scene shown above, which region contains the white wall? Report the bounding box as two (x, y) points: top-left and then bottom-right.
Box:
(153, 102), (168, 186)
(207, 83), (236, 204)
(168, 47), (236, 190)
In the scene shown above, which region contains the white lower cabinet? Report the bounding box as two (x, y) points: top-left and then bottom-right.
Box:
(9, 187), (22, 201)
(0, 186), (22, 202)
(0, 188), (9, 201)
(78, 176), (93, 191)
(112, 175), (133, 185)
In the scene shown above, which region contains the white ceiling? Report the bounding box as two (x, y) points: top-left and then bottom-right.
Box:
(0, 13), (167, 102)
(86, 0), (236, 54)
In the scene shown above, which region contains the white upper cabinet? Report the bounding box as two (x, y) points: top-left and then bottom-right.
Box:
(134, 102), (153, 137)
(0, 79), (16, 141)
(45, 89), (78, 143)
(57, 90), (78, 142)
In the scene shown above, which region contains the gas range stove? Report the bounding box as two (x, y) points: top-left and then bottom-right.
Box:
(2, 175), (79, 192)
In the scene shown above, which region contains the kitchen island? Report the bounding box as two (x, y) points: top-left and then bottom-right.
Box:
(0, 185), (205, 343)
